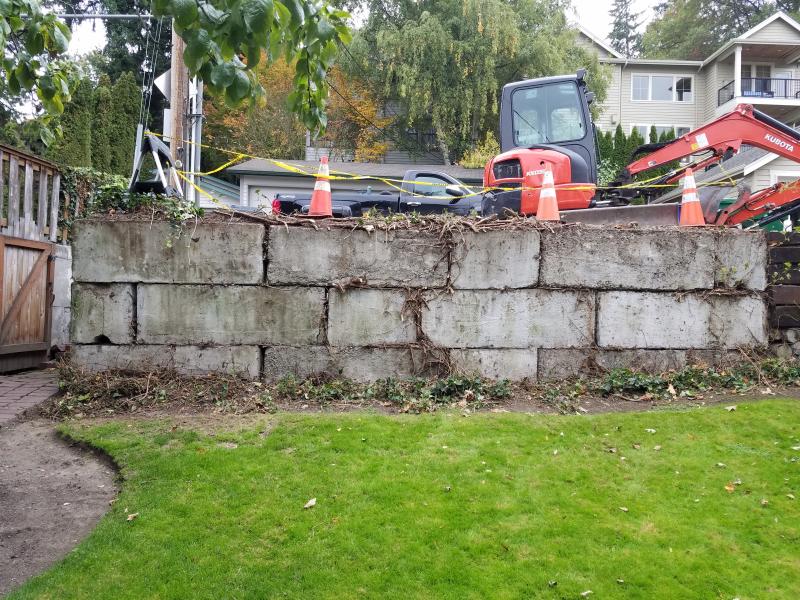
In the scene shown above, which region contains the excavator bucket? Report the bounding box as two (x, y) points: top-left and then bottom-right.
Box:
(128, 134), (184, 197)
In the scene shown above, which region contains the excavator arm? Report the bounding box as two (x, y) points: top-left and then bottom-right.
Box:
(623, 104), (800, 178)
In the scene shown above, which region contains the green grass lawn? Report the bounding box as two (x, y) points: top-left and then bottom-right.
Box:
(10, 401), (800, 599)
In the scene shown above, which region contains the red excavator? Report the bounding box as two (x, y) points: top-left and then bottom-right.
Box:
(482, 69), (800, 228)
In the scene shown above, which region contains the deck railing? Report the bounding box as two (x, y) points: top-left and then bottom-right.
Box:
(718, 78), (800, 106)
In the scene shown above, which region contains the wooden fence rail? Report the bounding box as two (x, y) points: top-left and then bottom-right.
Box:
(0, 144), (61, 243)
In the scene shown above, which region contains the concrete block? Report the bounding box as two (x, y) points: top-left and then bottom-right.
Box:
(267, 226), (448, 287)
(540, 227), (715, 290)
(137, 285), (324, 345)
(71, 344), (260, 377)
(328, 289), (415, 346)
(71, 283), (134, 344)
(597, 291), (767, 349)
(451, 349), (537, 380)
(72, 220), (264, 283)
(450, 230), (540, 289)
(50, 306), (70, 350)
(714, 229), (767, 290)
(330, 347), (423, 381)
(52, 244), (72, 308)
(422, 289), (594, 348)
(538, 349), (688, 380)
(785, 329), (800, 344)
(262, 346), (333, 380)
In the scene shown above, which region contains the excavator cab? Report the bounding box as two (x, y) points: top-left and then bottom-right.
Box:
(483, 70), (599, 216)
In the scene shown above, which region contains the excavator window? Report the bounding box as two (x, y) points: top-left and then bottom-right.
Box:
(511, 82), (586, 146)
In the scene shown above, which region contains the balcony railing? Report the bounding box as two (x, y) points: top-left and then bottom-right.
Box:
(718, 78), (800, 106)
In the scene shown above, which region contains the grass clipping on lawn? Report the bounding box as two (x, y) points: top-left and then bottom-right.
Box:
(47, 357), (800, 418)
(10, 400), (800, 599)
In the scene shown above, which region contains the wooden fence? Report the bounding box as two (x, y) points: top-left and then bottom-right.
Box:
(0, 145), (61, 371)
(768, 232), (800, 329)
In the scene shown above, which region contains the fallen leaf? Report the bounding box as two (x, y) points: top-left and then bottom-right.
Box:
(716, 463), (726, 468)
(304, 498), (317, 509)
(632, 444), (641, 450)
(787, 494), (795, 500)
(791, 445), (800, 451)
(761, 498), (769, 507)
(580, 591), (593, 597)
(725, 483), (736, 493)
(553, 450), (558, 456)
(645, 428), (656, 434)
(444, 485), (452, 492)
(616, 579), (625, 584)
(619, 506), (629, 512)
(725, 405), (737, 412)
(608, 447), (617, 453)
(653, 445), (662, 451)
(667, 384), (676, 397)
(127, 512), (139, 521)
(547, 581), (557, 588)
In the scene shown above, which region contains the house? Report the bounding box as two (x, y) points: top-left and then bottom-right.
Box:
(578, 11), (800, 189)
(227, 159), (483, 208)
(580, 12), (800, 134)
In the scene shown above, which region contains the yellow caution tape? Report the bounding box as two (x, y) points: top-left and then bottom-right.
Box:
(146, 130), (748, 200)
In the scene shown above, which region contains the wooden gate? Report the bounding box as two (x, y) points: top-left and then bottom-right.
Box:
(0, 145), (61, 372)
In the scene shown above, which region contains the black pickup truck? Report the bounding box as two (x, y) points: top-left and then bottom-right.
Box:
(272, 169), (480, 217)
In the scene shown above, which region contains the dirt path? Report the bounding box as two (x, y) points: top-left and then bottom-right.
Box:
(0, 419), (117, 597)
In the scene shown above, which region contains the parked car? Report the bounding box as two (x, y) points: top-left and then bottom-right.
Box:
(272, 169), (480, 217)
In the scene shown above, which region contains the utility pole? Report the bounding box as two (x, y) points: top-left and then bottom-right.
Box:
(169, 25), (189, 168)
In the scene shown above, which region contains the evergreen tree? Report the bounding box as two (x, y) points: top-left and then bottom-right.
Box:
(92, 76), (114, 174)
(108, 72), (141, 177)
(612, 124), (628, 169)
(597, 130), (614, 162)
(626, 128), (646, 166)
(609, 0), (642, 57)
(649, 125), (659, 144)
(46, 79), (94, 167)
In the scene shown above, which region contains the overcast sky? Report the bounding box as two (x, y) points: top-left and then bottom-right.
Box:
(67, 0), (660, 57)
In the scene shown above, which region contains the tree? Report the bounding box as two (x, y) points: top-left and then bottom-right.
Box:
(108, 72), (141, 176)
(609, 0), (642, 57)
(92, 77), (114, 173)
(612, 124), (627, 168)
(1, 0), (77, 144)
(46, 79), (94, 166)
(642, 0), (773, 60)
(358, 0), (607, 164)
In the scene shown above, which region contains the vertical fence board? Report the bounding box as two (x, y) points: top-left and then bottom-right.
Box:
(7, 156), (19, 237)
(36, 170), (49, 240)
(22, 162), (34, 239)
(49, 174), (61, 242)
(0, 151), (5, 227)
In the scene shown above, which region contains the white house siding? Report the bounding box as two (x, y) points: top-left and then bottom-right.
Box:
(749, 155), (800, 190)
(595, 64), (622, 132)
(747, 19), (800, 43)
(613, 65), (703, 135)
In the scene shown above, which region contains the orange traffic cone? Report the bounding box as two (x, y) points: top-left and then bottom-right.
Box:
(679, 168), (704, 226)
(536, 164), (560, 221)
(308, 156), (333, 218)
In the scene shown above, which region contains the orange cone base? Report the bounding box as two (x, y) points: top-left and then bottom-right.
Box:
(679, 201), (705, 226)
(536, 197), (561, 221)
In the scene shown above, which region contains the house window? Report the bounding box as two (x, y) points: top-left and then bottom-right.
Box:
(631, 75), (693, 102)
(631, 125), (691, 140)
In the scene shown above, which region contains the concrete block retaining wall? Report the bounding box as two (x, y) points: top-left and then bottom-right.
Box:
(70, 219), (769, 381)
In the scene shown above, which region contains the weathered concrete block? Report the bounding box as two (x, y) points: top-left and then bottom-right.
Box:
(262, 346), (333, 380)
(450, 230), (540, 289)
(328, 289), (415, 346)
(538, 349), (689, 380)
(451, 349), (537, 380)
(50, 306), (70, 350)
(267, 226), (448, 287)
(71, 344), (259, 377)
(538, 348), (743, 380)
(540, 227), (715, 290)
(330, 347), (423, 382)
(422, 289), (594, 348)
(52, 244), (72, 308)
(715, 229), (767, 290)
(597, 291), (767, 349)
(73, 220), (264, 283)
(72, 283), (134, 344)
(137, 285), (324, 345)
